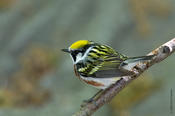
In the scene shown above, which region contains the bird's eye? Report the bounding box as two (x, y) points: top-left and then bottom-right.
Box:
(78, 49), (84, 52)
(71, 50), (79, 56)
(74, 50), (80, 54)
(75, 49), (84, 53)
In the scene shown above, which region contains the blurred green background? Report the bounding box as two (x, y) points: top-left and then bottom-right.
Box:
(0, 0), (175, 116)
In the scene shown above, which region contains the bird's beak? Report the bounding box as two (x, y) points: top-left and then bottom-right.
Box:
(61, 49), (71, 53)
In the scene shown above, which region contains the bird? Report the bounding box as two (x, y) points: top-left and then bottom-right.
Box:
(62, 40), (154, 101)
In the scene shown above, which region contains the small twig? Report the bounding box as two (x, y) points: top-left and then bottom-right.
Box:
(72, 38), (175, 116)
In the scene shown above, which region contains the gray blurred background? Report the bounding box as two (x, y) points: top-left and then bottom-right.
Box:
(0, 0), (175, 116)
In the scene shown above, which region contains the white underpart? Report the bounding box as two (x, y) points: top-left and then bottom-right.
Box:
(81, 75), (122, 89)
(88, 61), (140, 89)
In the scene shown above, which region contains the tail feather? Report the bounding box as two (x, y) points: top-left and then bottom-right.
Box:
(121, 55), (155, 70)
(126, 55), (155, 63)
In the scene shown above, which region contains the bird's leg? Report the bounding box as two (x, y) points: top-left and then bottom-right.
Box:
(84, 89), (103, 102)
(81, 89), (103, 107)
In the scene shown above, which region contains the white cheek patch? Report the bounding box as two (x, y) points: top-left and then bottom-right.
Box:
(75, 53), (83, 63)
(72, 47), (92, 64)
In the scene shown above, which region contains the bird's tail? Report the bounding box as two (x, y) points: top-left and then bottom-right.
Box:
(126, 55), (155, 63)
(121, 55), (155, 70)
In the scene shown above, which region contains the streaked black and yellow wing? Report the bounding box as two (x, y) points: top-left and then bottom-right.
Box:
(83, 44), (134, 78)
(89, 56), (134, 78)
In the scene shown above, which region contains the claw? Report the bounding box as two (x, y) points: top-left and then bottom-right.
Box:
(81, 98), (94, 107)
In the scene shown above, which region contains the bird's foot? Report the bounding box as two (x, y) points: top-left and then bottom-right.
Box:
(81, 98), (94, 107)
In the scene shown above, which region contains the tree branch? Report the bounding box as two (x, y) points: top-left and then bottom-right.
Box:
(72, 38), (175, 116)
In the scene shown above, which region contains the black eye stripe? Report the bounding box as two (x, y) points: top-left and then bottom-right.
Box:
(71, 50), (78, 56)
(82, 44), (91, 51)
(70, 44), (93, 62)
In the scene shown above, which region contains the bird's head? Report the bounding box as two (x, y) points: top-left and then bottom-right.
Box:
(62, 40), (94, 63)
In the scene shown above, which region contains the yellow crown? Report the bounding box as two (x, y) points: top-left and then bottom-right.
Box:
(70, 40), (90, 49)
